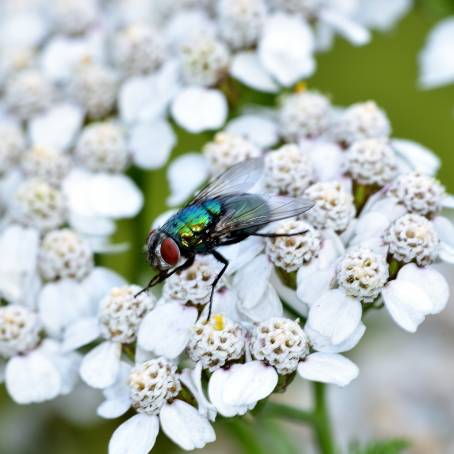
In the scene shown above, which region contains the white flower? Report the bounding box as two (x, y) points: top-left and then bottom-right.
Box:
(0, 121), (25, 175)
(38, 229), (94, 282)
(264, 143), (314, 196)
(331, 101), (391, 146)
(304, 181), (356, 233)
(419, 17), (454, 89)
(346, 138), (398, 186)
(75, 122), (129, 173)
(250, 317), (309, 374)
(107, 358), (216, 453)
(113, 23), (164, 76)
(52, 0), (98, 36)
(203, 131), (261, 174)
(0, 305), (79, 404)
(218, 0), (267, 50)
(187, 314), (245, 372)
(388, 172), (445, 216)
(76, 285), (155, 389)
(70, 62), (118, 120)
(22, 146), (71, 187)
(266, 219), (321, 273)
(180, 34), (230, 87)
(5, 69), (54, 120)
(384, 214), (439, 267)
(10, 179), (66, 232)
(279, 91), (332, 141)
(336, 246), (389, 302)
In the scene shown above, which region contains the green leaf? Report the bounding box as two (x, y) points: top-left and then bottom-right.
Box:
(349, 438), (410, 454)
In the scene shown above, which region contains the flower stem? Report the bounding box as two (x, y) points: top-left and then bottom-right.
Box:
(261, 402), (315, 424)
(313, 382), (336, 454)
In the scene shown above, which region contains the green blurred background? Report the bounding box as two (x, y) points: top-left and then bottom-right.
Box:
(2, 3), (454, 453)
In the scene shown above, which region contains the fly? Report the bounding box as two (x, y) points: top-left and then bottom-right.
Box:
(136, 157), (314, 318)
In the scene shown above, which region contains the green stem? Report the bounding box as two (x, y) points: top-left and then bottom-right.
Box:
(313, 382), (336, 454)
(261, 402), (315, 425)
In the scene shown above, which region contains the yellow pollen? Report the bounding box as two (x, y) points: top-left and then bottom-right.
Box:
(294, 81), (307, 93)
(212, 314), (224, 331)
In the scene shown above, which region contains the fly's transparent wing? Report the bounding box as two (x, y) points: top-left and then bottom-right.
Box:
(190, 157), (264, 204)
(214, 194), (315, 235)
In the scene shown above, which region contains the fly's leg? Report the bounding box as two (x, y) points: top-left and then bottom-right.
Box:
(135, 256), (195, 298)
(251, 230), (308, 238)
(207, 250), (229, 320)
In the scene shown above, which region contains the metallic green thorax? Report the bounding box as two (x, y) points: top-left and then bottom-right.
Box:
(162, 199), (223, 253)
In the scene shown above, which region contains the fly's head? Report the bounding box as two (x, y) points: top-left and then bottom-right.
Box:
(146, 229), (181, 270)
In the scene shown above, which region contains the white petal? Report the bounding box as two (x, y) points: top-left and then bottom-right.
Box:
(62, 317), (101, 352)
(297, 352), (359, 386)
(297, 266), (335, 306)
(307, 289), (362, 345)
(64, 170), (144, 219)
(223, 361), (278, 406)
(392, 139), (440, 176)
(208, 367), (252, 417)
(171, 87), (227, 133)
(81, 267), (126, 307)
(270, 270), (306, 317)
(5, 351), (61, 404)
(230, 52), (279, 93)
(80, 341), (122, 389)
(49, 347), (81, 396)
(226, 114), (278, 148)
(306, 321), (366, 354)
(98, 397), (132, 419)
(233, 254), (272, 309)
(351, 211), (390, 246)
(259, 13), (315, 86)
(419, 18), (454, 88)
(306, 142), (344, 182)
(1, 13), (47, 48)
(382, 279), (432, 332)
(219, 236), (264, 275)
(239, 283), (283, 322)
(203, 286), (243, 323)
(356, 0), (411, 31)
(28, 103), (83, 151)
(130, 120), (175, 169)
(433, 216), (454, 249)
(39, 279), (92, 337)
(0, 224), (40, 305)
(160, 400), (216, 450)
(166, 153), (209, 206)
(137, 302), (198, 358)
(109, 414), (159, 454)
(180, 363), (217, 421)
(319, 9), (370, 46)
(396, 263), (449, 315)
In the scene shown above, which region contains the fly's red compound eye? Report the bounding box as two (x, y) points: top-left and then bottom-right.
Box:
(160, 238), (180, 266)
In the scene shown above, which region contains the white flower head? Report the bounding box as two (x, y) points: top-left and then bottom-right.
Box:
(11, 179), (66, 232)
(0, 305), (41, 358)
(113, 23), (164, 76)
(129, 358), (181, 415)
(5, 69), (54, 120)
(203, 131), (261, 174)
(75, 122), (129, 173)
(180, 34), (230, 87)
(99, 285), (156, 344)
(346, 138), (398, 186)
(304, 181), (356, 232)
(218, 0), (267, 50)
(163, 258), (218, 306)
(52, 0), (98, 35)
(70, 63), (118, 120)
(22, 146), (71, 186)
(270, 0), (326, 16)
(250, 317), (309, 374)
(388, 172), (445, 216)
(0, 121), (25, 174)
(331, 101), (391, 146)
(264, 143), (314, 197)
(266, 219), (321, 272)
(38, 228), (94, 281)
(279, 90), (332, 141)
(336, 246), (389, 302)
(384, 214), (439, 266)
(187, 314), (245, 372)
